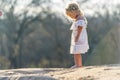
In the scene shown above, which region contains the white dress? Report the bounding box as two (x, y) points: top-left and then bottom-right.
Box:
(70, 20), (89, 54)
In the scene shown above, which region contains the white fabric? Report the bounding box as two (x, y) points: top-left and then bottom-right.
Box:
(70, 20), (89, 54)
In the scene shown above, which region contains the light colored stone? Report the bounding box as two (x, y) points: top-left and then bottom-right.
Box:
(0, 64), (120, 80)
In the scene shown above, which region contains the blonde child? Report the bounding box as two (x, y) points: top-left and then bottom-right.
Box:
(65, 2), (89, 68)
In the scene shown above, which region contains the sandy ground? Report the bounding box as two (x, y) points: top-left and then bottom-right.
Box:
(0, 64), (120, 80)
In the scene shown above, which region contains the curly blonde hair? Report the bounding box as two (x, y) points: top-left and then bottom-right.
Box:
(65, 2), (87, 24)
(65, 2), (84, 16)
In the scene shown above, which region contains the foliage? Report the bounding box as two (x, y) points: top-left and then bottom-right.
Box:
(0, 0), (120, 69)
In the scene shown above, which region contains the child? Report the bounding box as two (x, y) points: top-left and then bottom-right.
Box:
(65, 2), (89, 68)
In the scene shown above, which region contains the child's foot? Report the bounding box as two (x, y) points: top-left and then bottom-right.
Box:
(70, 65), (77, 69)
(70, 65), (82, 69)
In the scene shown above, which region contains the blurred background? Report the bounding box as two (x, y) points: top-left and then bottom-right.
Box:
(0, 0), (120, 69)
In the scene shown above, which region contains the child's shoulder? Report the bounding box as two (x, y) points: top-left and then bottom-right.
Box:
(73, 18), (88, 29)
(75, 19), (86, 26)
(75, 19), (85, 24)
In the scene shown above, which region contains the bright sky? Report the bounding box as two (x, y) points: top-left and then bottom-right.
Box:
(9, 0), (120, 17)
(16, 0), (32, 6)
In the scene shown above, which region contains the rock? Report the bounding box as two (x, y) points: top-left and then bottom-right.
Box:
(0, 64), (120, 80)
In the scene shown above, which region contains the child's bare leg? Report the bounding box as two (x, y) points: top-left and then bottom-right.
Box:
(74, 54), (82, 67)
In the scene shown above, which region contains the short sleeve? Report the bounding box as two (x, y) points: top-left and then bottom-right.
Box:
(76, 20), (86, 28)
(70, 20), (87, 30)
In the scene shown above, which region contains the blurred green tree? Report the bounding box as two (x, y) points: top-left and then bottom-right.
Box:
(0, 0), (120, 69)
(0, 0), (72, 68)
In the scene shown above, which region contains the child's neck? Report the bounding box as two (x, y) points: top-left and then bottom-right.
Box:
(75, 15), (84, 21)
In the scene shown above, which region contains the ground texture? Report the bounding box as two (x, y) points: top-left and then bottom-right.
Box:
(0, 64), (120, 80)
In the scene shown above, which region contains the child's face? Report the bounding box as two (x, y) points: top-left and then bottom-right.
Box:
(66, 11), (76, 20)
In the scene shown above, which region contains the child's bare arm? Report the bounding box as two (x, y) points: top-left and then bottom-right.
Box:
(75, 26), (83, 42)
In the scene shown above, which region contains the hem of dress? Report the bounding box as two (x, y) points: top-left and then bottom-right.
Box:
(70, 52), (87, 54)
(70, 45), (89, 54)
(70, 50), (89, 54)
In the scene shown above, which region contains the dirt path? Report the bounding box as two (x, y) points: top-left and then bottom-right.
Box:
(0, 64), (120, 80)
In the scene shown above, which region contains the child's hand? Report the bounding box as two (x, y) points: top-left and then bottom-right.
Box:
(75, 38), (85, 45)
(75, 37), (79, 42)
(74, 26), (83, 43)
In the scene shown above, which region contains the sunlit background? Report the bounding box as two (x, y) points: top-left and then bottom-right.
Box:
(0, 0), (120, 69)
